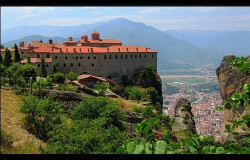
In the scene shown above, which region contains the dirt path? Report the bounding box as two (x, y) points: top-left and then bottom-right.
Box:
(1, 89), (46, 154)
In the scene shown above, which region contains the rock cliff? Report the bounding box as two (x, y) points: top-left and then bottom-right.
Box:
(172, 98), (197, 134)
(216, 55), (250, 142)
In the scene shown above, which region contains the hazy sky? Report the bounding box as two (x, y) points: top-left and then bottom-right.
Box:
(2, 7), (250, 31)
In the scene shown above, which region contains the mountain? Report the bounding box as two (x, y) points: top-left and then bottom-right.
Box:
(2, 18), (227, 70)
(164, 30), (250, 56)
(2, 35), (67, 48)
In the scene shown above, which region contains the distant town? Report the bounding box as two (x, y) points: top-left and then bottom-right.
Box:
(161, 69), (224, 141)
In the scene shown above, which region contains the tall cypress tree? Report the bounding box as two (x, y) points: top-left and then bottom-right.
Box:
(0, 53), (3, 64)
(51, 63), (58, 75)
(40, 57), (47, 77)
(14, 43), (21, 63)
(3, 48), (12, 67)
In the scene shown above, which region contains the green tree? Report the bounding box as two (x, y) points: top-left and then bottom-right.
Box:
(40, 57), (47, 78)
(65, 71), (78, 81)
(19, 95), (63, 141)
(26, 55), (31, 64)
(140, 63), (156, 77)
(3, 48), (12, 67)
(147, 87), (159, 104)
(51, 63), (58, 75)
(0, 53), (3, 64)
(70, 96), (125, 129)
(52, 72), (65, 84)
(94, 81), (109, 96)
(127, 87), (144, 104)
(13, 43), (20, 63)
(39, 39), (43, 43)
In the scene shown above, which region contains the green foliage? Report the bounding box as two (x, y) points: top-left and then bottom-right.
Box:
(13, 43), (20, 63)
(19, 95), (63, 141)
(124, 86), (145, 104)
(56, 84), (77, 92)
(70, 96), (125, 130)
(0, 53), (3, 64)
(111, 84), (123, 95)
(146, 87), (159, 104)
(228, 56), (250, 74)
(40, 57), (47, 78)
(51, 63), (58, 75)
(3, 48), (12, 67)
(44, 118), (124, 154)
(65, 71), (78, 81)
(140, 63), (156, 77)
(121, 74), (129, 87)
(94, 81), (109, 96)
(26, 55), (31, 64)
(33, 78), (49, 89)
(52, 72), (65, 84)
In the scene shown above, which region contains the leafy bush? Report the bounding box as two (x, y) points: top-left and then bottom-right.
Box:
(56, 84), (77, 92)
(70, 96), (125, 130)
(94, 81), (109, 96)
(146, 87), (159, 104)
(52, 72), (65, 84)
(43, 118), (125, 154)
(111, 84), (124, 95)
(65, 71), (78, 81)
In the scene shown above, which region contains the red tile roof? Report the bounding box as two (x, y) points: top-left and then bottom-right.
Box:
(79, 39), (122, 44)
(78, 74), (106, 82)
(21, 58), (52, 64)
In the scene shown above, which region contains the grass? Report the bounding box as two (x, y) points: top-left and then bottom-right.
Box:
(1, 89), (46, 154)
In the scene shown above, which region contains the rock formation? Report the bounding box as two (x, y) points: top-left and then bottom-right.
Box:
(172, 98), (197, 134)
(216, 55), (250, 143)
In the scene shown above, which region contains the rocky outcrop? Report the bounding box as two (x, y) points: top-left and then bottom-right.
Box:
(133, 69), (163, 109)
(172, 98), (197, 134)
(216, 55), (250, 144)
(216, 55), (250, 134)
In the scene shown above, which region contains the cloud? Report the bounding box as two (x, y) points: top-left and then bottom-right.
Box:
(91, 11), (102, 15)
(15, 7), (55, 20)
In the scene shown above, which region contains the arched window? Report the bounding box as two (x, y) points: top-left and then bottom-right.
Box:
(55, 56), (58, 59)
(71, 63), (73, 67)
(78, 63), (81, 67)
(92, 63), (94, 67)
(94, 56), (96, 60)
(104, 55), (107, 59)
(65, 56), (67, 59)
(76, 56), (78, 60)
(37, 54), (40, 58)
(88, 56), (90, 59)
(109, 55), (112, 59)
(47, 54), (50, 58)
(64, 63), (66, 67)
(80, 56), (82, 59)
(126, 54), (128, 59)
(115, 55), (118, 59)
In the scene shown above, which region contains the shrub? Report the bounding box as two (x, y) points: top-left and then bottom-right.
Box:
(1, 128), (13, 147)
(56, 84), (77, 92)
(52, 72), (65, 84)
(66, 71), (78, 81)
(94, 81), (109, 96)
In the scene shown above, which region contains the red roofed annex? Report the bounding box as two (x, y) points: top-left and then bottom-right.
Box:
(18, 31), (157, 81)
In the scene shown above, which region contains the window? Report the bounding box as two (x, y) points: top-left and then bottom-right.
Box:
(109, 55), (112, 59)
(71, 63), (73, 67)
(76, 56), (78, 60)
(130, 54), (132, 58)
(37, 54), (40, 58)
(139, 54), (141, 58)
(47, 54), (50, 58)
(88, 56), (90, 59)
(56, 63), (59, 67)
(126, 54), (128, 59)
(46, 64), (49, 67)
(38, 64), (40, 67)
(80, 56), (82, 59)
(92, 63), (94, 67)
(65, 56), (67, 59)
(115, 55), (118, 59)
(152, 54), (154, 58)
(94, 56), (96, 60)
(145, 54), (147, 58)
(135, 55), (137, 58)
(55, 56), (58, 59)
(104, 55), (107, 59)
(64, 63), (66, 67)
(121, 55), (123, 59)
(78, 63), (81, 67)
(21, 51), (24, 55)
